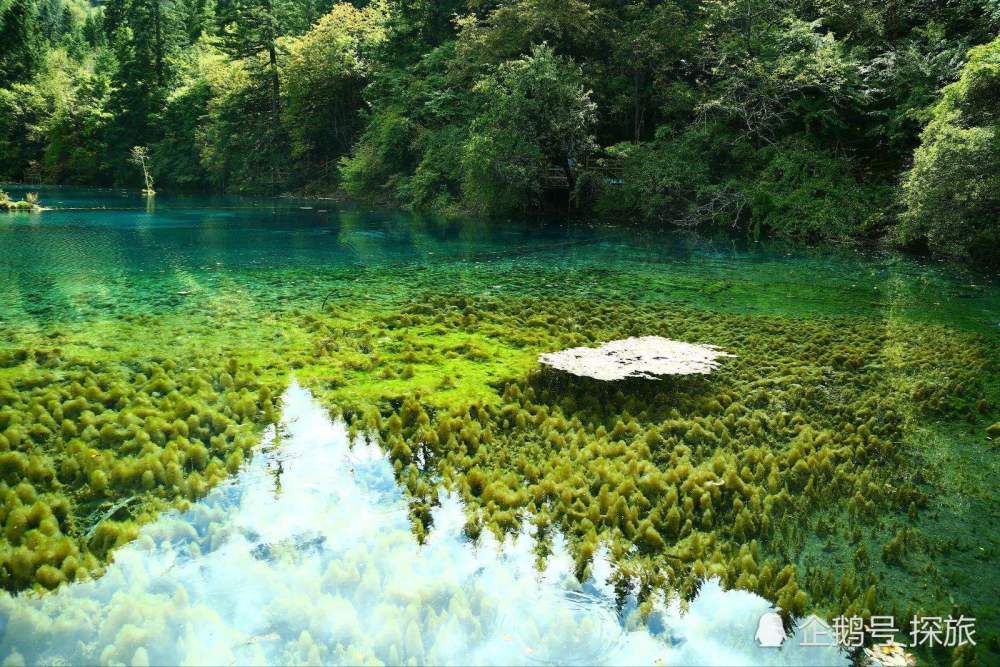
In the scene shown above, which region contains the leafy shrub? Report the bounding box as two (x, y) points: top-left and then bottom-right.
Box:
(898, 36), (1000, 261)
(461, 44), (596, 215)
(152, 80), (212, 189)
(594, 124), (718, 224)
(401, 125), (467, 211)
(339, 109), (418, 201)
(744, 139), (890, 241)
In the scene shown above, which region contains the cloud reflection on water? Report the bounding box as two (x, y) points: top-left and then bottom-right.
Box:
(0, 383), (847, 666)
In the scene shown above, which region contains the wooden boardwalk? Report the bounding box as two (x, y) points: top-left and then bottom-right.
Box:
(288, 157), (623, 196)
(542, 158), (625, 190)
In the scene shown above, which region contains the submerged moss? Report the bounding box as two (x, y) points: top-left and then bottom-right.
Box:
(299, 292), (998, 662)
(0, 243), (997, 663)
(0, 353), (280, 591)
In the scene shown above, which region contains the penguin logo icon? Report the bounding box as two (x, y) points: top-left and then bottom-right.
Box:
(755, 612), (787, 647)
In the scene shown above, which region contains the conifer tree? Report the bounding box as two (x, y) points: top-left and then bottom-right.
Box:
(0, 0), (41, 87)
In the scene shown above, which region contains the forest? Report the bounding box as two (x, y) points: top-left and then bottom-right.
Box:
(1, 0), (998, 261)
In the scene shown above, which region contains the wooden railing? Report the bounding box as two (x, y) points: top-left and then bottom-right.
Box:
(288, 161), (337, 195)
(281, 156), (622, 196)
(23, 163), (44, 184)
(541, 157), (625, 190)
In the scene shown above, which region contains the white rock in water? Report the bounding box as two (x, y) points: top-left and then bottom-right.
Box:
(539, 336), (734, 381)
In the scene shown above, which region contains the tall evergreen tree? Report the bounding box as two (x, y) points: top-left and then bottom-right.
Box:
(0, 0), (41, 87)
(102, 0), (180, 179)
(215, 0), (294, 189)
(216, 0), (283, 116)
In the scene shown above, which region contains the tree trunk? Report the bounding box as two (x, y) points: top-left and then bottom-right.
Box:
(267, 39), (280, 192)
(153, 0), (163, 86)
(261, 0), (281, 119)
(633, 69), (645, 144)
(268, 43), (280, 117)
(562, 155), (576, 212)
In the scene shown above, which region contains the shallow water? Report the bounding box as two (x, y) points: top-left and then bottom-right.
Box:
(0, 383), (846, 666)
(1, 185), (997, 331)
(1, 186), (998, 665)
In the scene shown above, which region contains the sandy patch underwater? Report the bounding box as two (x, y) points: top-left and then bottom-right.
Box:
(0, 383), (846, 666)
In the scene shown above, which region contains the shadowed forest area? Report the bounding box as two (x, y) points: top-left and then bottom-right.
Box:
(2, 0), (999, 261)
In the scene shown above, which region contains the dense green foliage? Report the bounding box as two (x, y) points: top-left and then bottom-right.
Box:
(1, 0), (998, 257)
(898, 35), (1000, 263)
(460, 44), (595, 214)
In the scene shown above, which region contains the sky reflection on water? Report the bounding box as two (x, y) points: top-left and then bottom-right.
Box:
(0, 383), (847, 666)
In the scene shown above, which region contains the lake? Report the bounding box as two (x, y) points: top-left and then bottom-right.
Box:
(0, 186), (997, 665)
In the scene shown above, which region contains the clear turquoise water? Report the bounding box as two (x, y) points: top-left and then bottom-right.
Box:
(1, 185), (998, 665)
(2, 185), (998, 332)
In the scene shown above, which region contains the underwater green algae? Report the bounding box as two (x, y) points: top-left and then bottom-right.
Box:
(0, 351), (281, 591)
(304, 293), (998, 663)
(7, 288), (996, 662)
(1, 188), (998, 664)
